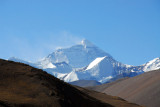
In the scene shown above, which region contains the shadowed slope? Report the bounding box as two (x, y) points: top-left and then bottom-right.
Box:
(0, 59), (141, 107)
(69, 80), (101, 87)
(89, 69), (160, 107)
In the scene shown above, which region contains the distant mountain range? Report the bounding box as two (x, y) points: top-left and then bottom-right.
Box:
(9, 39), (160, 84)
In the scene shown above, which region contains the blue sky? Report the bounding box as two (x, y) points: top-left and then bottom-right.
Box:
(0, 0), (160, 65)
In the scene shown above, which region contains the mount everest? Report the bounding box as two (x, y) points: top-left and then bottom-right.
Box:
(9, 39), (160, 83)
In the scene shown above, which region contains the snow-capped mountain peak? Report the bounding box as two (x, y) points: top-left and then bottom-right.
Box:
(143, 57), (160, 72)
(8, 39), (160, 84)
(41, 39), (112, 68)
(64, 56), (114, 83)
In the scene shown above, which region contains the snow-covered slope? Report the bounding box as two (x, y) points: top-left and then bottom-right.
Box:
(64, 56), (114, 83)
(41, 39), (112, 68)
(8, 57), (73, 79)
(86, 56), (106, 70)
(143, 57), (160, 72)
(8, 40), (160, 84)
(36, 59), (56, 69)
(44, 62), (73, 80)
(63, 55), (144, 83)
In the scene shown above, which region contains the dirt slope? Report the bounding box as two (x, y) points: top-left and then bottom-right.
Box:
(0, 59), (140, 107)
(69, 80), (101, 87)
(89, 70), (160, 107)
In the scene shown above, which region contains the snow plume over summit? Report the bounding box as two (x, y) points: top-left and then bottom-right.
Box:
(80, 39), (95, 48)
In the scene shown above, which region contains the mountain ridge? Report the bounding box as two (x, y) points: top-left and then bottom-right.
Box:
(8, 39), (160, 84)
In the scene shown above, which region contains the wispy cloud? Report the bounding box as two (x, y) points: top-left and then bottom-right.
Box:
(44, 31), (84, 51)
(4, 31), (83, 62)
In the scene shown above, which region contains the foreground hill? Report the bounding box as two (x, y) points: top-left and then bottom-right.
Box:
(0, 59), (140, 107)
(69, 80), (101, 87)
(88, 69), (160, 107)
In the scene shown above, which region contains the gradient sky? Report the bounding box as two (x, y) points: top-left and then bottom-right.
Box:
(0, 0), (160, 65)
